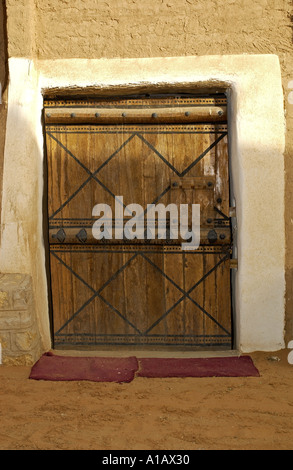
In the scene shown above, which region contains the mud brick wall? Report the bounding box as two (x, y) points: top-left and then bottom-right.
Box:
(0, 274), (41, 365)
(0, 1), (7, 231)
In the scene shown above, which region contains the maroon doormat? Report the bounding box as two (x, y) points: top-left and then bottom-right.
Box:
(29, 353), (259, 382)
(29, 352), (139, 383)
(137, 356), (260, 378)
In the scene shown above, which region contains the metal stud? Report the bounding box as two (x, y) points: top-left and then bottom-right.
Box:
(122, 112), (127, 117)
(185, 111), (190, 117)
(217, 198), (222, 204)
(52, 229), (66, 243)
(207, 230), (218, 243)
(76, 229), (87, 244)
(95, 113), (100, 118)
(71, 113), (76, 118)
(152, 113), (158, 119)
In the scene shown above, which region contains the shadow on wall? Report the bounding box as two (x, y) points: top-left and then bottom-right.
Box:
(288, 0), (293, 43)
(0, 0), (9, 229)
(0, 0), (8, 90)
(285, 118), (293, 345)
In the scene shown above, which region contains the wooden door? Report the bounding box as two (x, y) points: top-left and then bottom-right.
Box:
(44, 95), (232, 349)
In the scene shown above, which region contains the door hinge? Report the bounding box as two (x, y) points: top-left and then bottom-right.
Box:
(229, 207), (236, 218)
(230, 259), (238, 269)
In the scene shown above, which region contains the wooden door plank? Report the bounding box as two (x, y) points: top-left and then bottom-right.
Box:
(46, 96), (232, 349)
(45, 105), (227, 124)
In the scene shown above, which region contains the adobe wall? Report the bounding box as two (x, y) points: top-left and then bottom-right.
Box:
(1, 0), (293, 358)
(0, 1), (7, 225)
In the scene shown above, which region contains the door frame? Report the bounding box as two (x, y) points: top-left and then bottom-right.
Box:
(0, 55), (285, 354)
(43, 93), (234, 350)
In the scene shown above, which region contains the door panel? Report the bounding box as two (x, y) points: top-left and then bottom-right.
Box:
(45, 95), (232, 349)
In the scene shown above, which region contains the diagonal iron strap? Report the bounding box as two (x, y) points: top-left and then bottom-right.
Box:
(142, 253), (231, 336)
(140, 252), (231, 336)
(48, 132), (136, 219)
(136, 132), (227, 178)
(214, 206), (230, 221)
(180, 133), (227, 177)
(136, 134), (181, 176)
(51, 250), (230, 338)
(47, 129), (227, 221)
(51, 251), (142, 335)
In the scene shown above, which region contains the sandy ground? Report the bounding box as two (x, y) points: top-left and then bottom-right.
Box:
(0, 349), (293, 450)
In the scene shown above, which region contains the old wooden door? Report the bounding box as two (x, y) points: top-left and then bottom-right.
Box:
(44, 95), (232, 349)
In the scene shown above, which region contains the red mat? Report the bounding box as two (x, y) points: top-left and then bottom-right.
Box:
(29, 352), (139, 383)
(137, 356), (260, 378)
(29, 353), (259, 382)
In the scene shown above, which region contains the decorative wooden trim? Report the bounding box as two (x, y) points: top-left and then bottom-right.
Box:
(45, 124), (228, 133)
(44, 106), (227, 124)
(44, 96), (227, 108)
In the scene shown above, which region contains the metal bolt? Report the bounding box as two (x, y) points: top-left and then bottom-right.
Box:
(217, 198), (222, 204)
(95, 113), (100, 118)
(122, 112), (127, 117)
(208, 230), (218, 243)
(220, 234), (226, 240)
(46, 113), (51, 118)
(207, 181), (213, 187)
(207, 218), (213, 224)
(71, 113), (76, 118)
(218, 110), (223, 116)
(152, 113), (158, 118)
(185, 111), (190, 117)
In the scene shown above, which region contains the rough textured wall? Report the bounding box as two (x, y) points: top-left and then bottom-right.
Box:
(4, 0), (293, 340)
(4, 1), (291, 57)
(6, 1), (293, 60)
(0, 0), (8, 221)
(0, 1), (6, 84)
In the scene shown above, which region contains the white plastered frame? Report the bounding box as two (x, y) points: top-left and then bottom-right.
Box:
(0, 55), (286, 353)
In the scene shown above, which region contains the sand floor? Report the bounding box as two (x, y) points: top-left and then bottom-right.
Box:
(0, 349), (293, 450)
